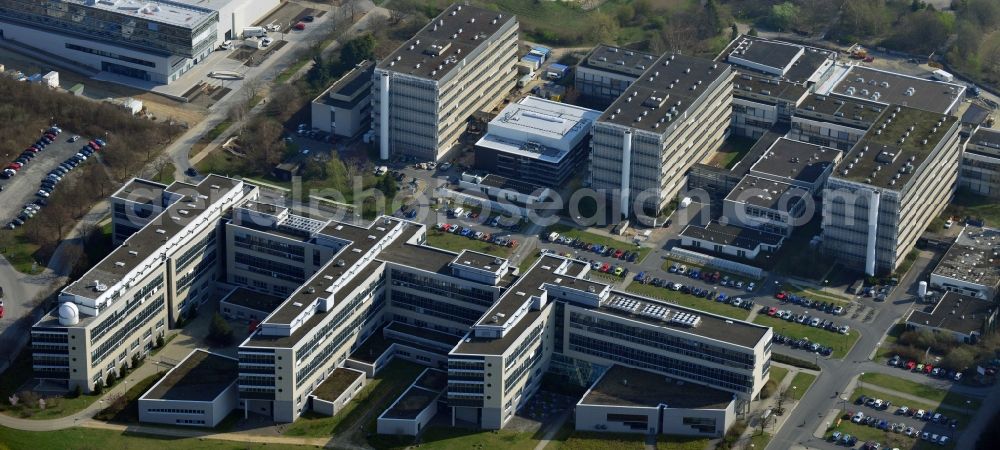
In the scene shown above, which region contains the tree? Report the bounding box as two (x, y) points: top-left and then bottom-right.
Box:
(699, 0), (722, 38)
(93, 380), (104, 395)
(155, 334), (165, 348)
(208, 312), (234, 347)
(767, 2), (800, 31)
(748, 27), (759, 37)
(106, 371), (117, 387)
(730, 24), (739, 41)
(342, 34), (376, 67)
(72, 385), (82, 399)
(379, 174), (398, 199)
(941, 346), (975, 371)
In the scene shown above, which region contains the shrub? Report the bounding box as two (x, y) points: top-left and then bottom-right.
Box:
(208, 312), (234, 347)
(772, 353), (821, 370)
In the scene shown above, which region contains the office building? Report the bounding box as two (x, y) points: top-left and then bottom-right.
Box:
(822, 105), (962, 275)
(311, 61), (374, 138)
(746, 138), (840, 194)
(575, 365), (735, 437)
(718, 36), (837, 139)
(679, 222), (784, 260)
(0, 0), (279, 84)
(821, 65), (965, 115)
(372, 3), (519, 161)
(929, 226), (1000, 300)
(31, 175), (253, 392)
(590, 52), (734, 218)
(377, 368), (447, 435)
(960, 128), (1000, 198)
(575, 44), (657, 107)
(905, 292), (997, 344)
(138, 349), (239, 427)
(790, 94), (883, 151)
(474, 96), (599, 187)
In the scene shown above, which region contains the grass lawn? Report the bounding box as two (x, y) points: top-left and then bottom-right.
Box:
(518, 250), (542, 273)
(368, 425), (542, 450)
(626, 282), (751, 320)
(549, 224), (651, 263)
(284, 360), (424, 437)
(0, 427), (314, 450)
(427, 229), (514, 259)
(548, 429), (708, 450)
(95, 371), (165, 423)
(784, 283), (852, 305)
(876, 323), (906, 359)
(0, 349), (98, 420)
(858, 373), (982, 411)
(824, 419), (926, 450)
(154, 161), (176, 185)
(0, 226), (44, 274)
(707, 136), (757, 170)
(945, 190), (1000, 227)
(769, 366), (790, 386)
(749, 432), (772, 450)
(850, 386), (972, 427)
(752, 315), (860, 359)
(789, 372), (817, 400)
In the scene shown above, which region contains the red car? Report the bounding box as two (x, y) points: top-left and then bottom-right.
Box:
(293, 22), (306, 30)
(767, 307), (778, 316)
(599, 263), (610, 272)
(24, 147), (40, 153)
(905, 360), (917, 370)
(775, 292), (788, 300)
(613, 249), (624, 259)
(924, 364), (934, 374)
(7, 162), (22, 170)
(0, 300), (4, 318)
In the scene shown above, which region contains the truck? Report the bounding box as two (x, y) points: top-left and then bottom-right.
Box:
(932, 69), (954, 83)
(242, 26), (268, 38)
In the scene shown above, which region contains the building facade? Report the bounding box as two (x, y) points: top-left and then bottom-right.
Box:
(822, 106), (962, 275)
(590, 53), (734, 218)
(960, 128), (1000, 198)
(372, 4), (519, 161)
(311, 61), (374, 138)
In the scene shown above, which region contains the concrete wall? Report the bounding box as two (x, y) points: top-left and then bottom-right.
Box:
(377, 398), (439, 436)
(311, 370), (366, 417)
(574, 402), (734, 437)
(215, 0), (281, 43)
(139, 380), (238, 427)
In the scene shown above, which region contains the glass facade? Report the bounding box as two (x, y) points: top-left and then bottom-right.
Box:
(0, 0), (217, 58)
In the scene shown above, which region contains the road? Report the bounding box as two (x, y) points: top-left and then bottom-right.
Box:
(764, 250), (994, 450)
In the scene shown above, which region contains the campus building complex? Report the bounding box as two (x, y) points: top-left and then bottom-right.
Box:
(960, 128), (1000, 198)
(30, 173), (771, 438)
(590, 52), (734, 218)
(574, 44), (657, 107)
(372, 4), (519, 162)
(0, 0), (279, 84)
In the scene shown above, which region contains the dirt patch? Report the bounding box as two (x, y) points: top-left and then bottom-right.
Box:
(0, 46), (206, 128)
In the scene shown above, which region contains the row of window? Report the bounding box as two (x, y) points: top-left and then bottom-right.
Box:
(91, 274), (164, 344)
(146, 408), (205, 415)
(91, 296), (164, 367)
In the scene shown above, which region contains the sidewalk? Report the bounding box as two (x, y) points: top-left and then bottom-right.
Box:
(81, 420), (330, 447)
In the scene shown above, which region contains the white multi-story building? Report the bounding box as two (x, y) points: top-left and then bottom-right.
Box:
(0, 0), (279, 84)
(372, 3), (519, 161)
(590, 52), (734, 218)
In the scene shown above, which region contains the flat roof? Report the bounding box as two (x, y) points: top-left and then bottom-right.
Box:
(578, 44), (658, 78)
(599, 52), (730, 133)
(386, 321), (462, 348)
(728, 131), (783, 176)
(452, 249), (507, 273)
(725, 37), (802, 73)
(797, 93), (885, 123)
(906, 292), (996, 335)
(312, 367), (364, 401)
(733, 74), (808, 103)
(581, 365), (734, 409)
(932, 226), (1000, 290)
(112, 178), (167, 204)
(476, 96), (599, 162)
(415, 368), (448, 392)
(142, 349), (237, 401)
(962, 104), (992, 126)
(749, 138), (841, 186)
(970, 128), (1000, 149)
(830, 66), (964, 114)
(350, 325), (449, 363)
(725, 175), (808, 212)
(315, 61), (374, 109)
(455, 255), (769, 355)
(681, 221), (784, 250)
(833, 105), (958, 188)
(376, 4), (515, 81)
(220, 287), (285, 316)
(719, 36), (835, 84)
(64, 0), (215, 29)
(65, 175), (243, 300)
(381, 386), (439, 419)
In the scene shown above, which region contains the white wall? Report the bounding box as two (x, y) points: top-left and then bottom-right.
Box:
(215, 0), (281, 43)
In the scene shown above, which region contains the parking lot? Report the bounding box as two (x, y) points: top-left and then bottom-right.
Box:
(0, 128), (102, 225)
(823, 397), (958, 449)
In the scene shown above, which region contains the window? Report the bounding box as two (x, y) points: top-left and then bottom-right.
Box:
(683, 417), (717, 433)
